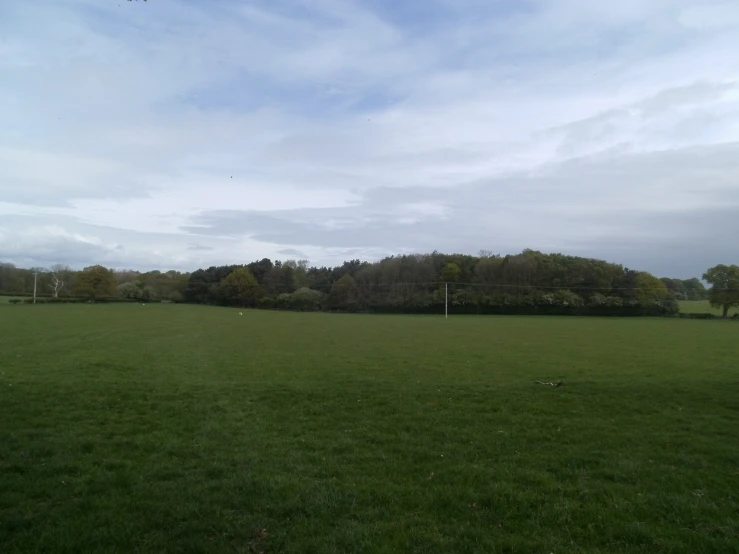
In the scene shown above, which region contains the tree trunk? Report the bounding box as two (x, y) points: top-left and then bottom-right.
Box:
(723, 304), (729, 318)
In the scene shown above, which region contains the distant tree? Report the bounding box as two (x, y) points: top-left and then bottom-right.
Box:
(291, 260), (310, 288)
(0, 262), (17, 293)
(183, 265), (237, 304)
(279, 263), (296, 294)
(290, 287), (324, 311)
(262, 264), (284, 295)
(328, 274), (358, 311)
(275, 292), (294, 310)
(588, 292), (607, 307)
(635, 272), (671, 305)
(306, 266), (332, 293)
(183, 269), (213, 304)
(554, 290), (584, 307)
(117, 280), (156, 302)
(660, 277), (683, 299)
(248, 258), (274, 285)
(702, 264), (739, 318)
(332, 259), (366, 282)
(76, 265), (116, 300)
(441, 262), (461, 282)
(117, 281), (141, 300)
(141, 285), (156, 300)
(47, 264), (71, 298)
(115, 269), (140, 286)
(682, 277), (707, 301)
(220, 267), (258, 307)
(659, 276), (707, 301)
(168, 290), (184, 303)
(615, 268), (639, 303)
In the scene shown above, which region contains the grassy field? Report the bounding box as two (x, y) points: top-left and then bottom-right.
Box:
(1, 305), (737, 553)
(679, 300), (737, 316)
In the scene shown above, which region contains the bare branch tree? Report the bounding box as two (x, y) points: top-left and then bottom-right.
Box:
(48, 264), (71, 298)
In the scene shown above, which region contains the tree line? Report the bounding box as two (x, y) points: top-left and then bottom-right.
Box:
(180, 250), (715, 317)
(0, 263), (189, 303)
(2, 251), (737, 317)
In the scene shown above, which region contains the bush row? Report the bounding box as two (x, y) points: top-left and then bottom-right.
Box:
(350, 304), (680, 317)
(6, 295), (736, 319)
(676, 312), (739, 320)
(11, 297), (142, 305)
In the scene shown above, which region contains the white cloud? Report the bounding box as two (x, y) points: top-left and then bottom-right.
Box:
(1, 0), (738, 277)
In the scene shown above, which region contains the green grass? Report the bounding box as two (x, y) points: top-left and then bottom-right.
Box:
(1, 305), (738, 553)
(679, 300), (737, 316)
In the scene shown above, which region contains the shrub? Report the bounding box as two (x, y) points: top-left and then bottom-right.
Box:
(275, 293), (293, 310)
(290, 288), (325, 311)
(677, 313), (715, 320)
(588, 293), (606, 307)
(168, 291), (184, 303)
(554, 290), (584, 307)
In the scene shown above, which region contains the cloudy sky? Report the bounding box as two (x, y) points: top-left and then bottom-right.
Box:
(1, 0), (738, 277)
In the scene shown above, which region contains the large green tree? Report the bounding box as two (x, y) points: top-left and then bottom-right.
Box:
(75, 265), (117, 300)
(635, 272), (670, 305)
(702, 264), (739, 318)
(220, 267), (258, 307)
(289, 287), (324, 311)
(328, 274), (358, 311)
(441, 262), (461, 283)
(117, 281), (156, 302)
(682, 278), (707, 301)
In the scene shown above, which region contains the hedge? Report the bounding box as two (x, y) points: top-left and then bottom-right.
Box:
(20, 297), (139, 304)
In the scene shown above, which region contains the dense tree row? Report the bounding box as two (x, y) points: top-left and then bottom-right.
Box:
(180, 250), (717, 316)
(3, 251), (737, 317)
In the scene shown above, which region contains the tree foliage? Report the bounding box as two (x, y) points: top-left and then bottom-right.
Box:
(441, 262), (461, 282)
(328, 274), (359, 311)
(117, 281), (156, 302)
(219, 267), (258, 307)
(75, 265), (117, 300)
(178, 251), (689, 316)
(659, 277), (707, 301)
(635, 273), (670, 305)
(702, 264), (739, 318)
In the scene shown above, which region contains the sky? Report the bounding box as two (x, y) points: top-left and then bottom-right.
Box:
(1, 0), (738, 278)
